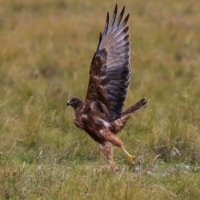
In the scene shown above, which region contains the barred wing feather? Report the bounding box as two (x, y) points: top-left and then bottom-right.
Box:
(86, 5), (131, 122)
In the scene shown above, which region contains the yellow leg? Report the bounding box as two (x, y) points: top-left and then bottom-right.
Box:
(122, 147), (135, 164)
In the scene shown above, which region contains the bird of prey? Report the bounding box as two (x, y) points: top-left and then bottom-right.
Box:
(67, 5), (148, 167)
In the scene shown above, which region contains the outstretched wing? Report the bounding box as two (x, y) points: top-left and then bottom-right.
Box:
(85, 5), (131, 122)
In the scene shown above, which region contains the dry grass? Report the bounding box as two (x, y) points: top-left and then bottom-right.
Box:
(0, 0), (200, 199)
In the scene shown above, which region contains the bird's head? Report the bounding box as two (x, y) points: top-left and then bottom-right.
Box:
(67, 96), (83, 109)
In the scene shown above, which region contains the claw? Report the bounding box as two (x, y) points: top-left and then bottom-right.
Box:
(128, 155), (135, 164)
(122, 147), (135, 164)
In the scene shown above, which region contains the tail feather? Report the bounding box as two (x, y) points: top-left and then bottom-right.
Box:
(122, 97), (148, 116)
(112, 98), (148, 134)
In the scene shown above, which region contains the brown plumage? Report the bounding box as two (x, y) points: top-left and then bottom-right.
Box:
(67, 5), (148, 167)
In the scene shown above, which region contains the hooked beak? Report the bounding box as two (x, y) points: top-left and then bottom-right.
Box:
(67, 100), (71, 106)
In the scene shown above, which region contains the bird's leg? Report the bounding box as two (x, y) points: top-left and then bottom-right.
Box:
(100, 142), (119, 171)
(122, 147), (135, 164)
(101, 130), (135, 164)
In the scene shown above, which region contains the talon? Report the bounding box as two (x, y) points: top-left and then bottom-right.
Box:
(129, 155), (135, 164)
(122, 147), (136, 164)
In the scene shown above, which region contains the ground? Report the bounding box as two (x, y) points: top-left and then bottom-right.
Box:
(0, 0), (200, 199)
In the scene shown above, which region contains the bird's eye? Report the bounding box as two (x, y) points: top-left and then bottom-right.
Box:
(72, 99), (76, 101)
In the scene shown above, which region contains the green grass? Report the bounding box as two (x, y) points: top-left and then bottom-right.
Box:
(0, 0), (200, 199)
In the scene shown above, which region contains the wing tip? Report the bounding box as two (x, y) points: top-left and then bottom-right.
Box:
(121, 6), (126, 16)
(103, 12), (110, 35)
(114, 4), (118, 13)
(110, 4), (118, 27)
(124, 13), (130, 24)
(96, 32), (103, 50)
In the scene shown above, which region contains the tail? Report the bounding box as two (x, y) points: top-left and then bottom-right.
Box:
(122, 97), (148, 116)
(112, 98), (148, 134)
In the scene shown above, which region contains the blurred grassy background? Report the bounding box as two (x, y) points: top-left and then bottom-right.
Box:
(0, 0), (200, 199)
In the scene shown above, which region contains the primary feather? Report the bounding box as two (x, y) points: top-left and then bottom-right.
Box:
(86, 4), (131, 121)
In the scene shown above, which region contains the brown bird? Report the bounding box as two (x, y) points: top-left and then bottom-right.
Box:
(67, 5), (148, 167)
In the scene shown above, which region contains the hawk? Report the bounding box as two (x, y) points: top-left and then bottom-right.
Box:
(67, 5), (148, 167)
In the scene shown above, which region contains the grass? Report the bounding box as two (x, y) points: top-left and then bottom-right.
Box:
(0, 0), (200, 199)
